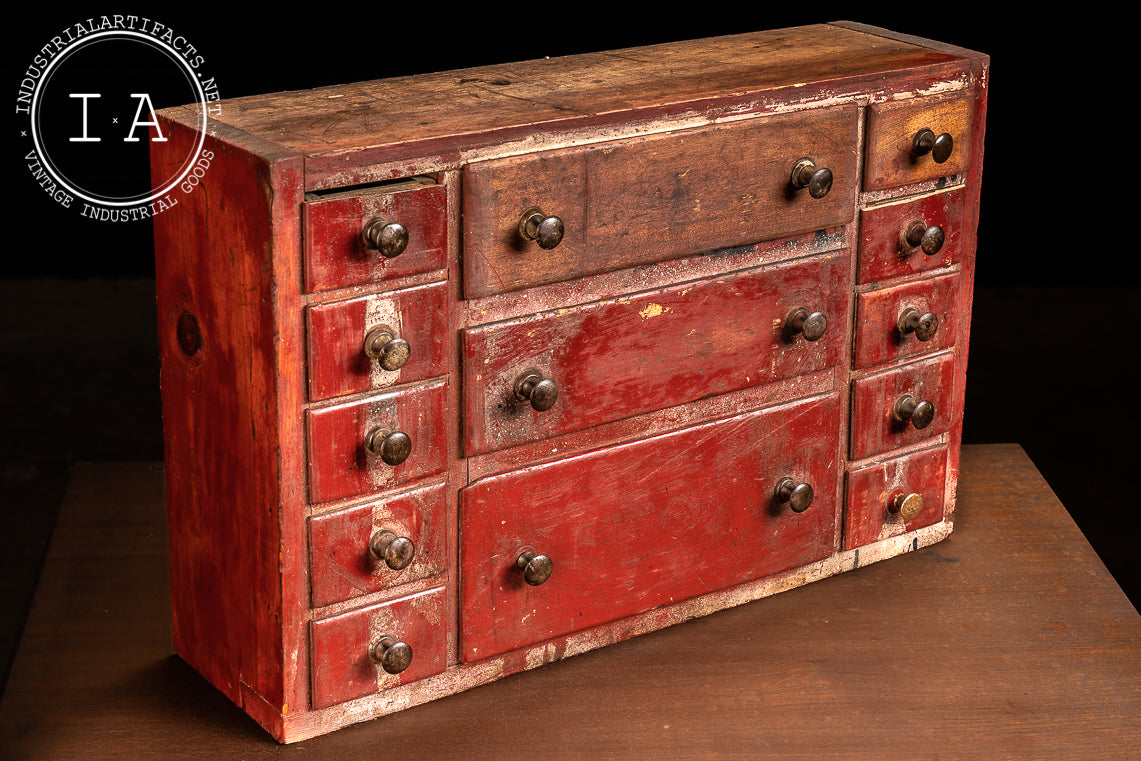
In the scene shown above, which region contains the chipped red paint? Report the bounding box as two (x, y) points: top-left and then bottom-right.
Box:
(854, 272), (961, 369)
(844, 444), (948, 548)
(858, 186), (969, 284)
(850, 353), (956, 460)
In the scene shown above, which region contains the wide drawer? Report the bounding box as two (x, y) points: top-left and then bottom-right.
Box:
(857, 186), (968, 284)
(459, 393), (840, 662)
(850, 353), (955, 460)
(844, 444), (948, 549)
(854, 272), (959, 369)
(462, 105), (857, 297)
(462, 252), (850, 456)
(864, 92), (974, 191)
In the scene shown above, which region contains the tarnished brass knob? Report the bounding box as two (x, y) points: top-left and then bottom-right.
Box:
(365, 426), (412, 466)
(364, 325), (411, 371)
(898, 307), (939, 342)
(516, 550), (553, 586)
(902, 221), (946, 256)
(368, 634), (413, 674)
(911, 128), (954, 164)
(362, 216), (409, 258)
(894, 394), (935, 430)
(889, 492), (924, 521)
(785, 307), (828, 342)
(514, 369), (559, 412)
(369, 530), (416, 571)
(517, 206), (564, 249)
(790, 158), (833, 199)
(774, 477), (814, 513)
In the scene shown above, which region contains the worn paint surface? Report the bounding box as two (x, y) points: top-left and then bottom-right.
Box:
(850, 352), (956, 460)
(858, 185), (968, 283)
(854, 272), (960, 369)
(844, 444), (948, 548)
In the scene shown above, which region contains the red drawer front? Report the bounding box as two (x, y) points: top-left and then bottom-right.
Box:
(462, 252), (850, 456)
(307, 380), (448, 505)
(850, 353), (955, 460)
(309, 481), (447, 608)
(459, 393), (840, 663)
(844, 444), (948, 549)
(303, 179), (447, 293)
(310, 586), (447, 709)
(307, 281), (447, 401)
(854, 273), (959, 369)
(857, 186), (967, 284)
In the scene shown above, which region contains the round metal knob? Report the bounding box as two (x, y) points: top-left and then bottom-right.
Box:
(369, 530), (416, 571)
(368, 634), (413, 675)
(514, 369), (559, 412)
(362, 217), (409, 258)
(518, 206), (565, 249)
(364, 426), (412, 466)
(774, 477), (814, 513)
(363, 325), (411, 371)
(911, 128), (954, 164)
(785, 307), (828, 342)
(516, 550), (553, 586)
(897, 307), (939, 342)
(790, 158), (833, 199)
(889, 492), (924, 521)
(902, 221), (945, 256)
(894, 394), (935, 430)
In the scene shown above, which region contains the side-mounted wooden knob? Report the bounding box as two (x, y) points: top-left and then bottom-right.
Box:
(790, 158), (833, 199)
(902, 221), (946, 256)
(898, 307), (939, 342)
(369, 530), (416, 571)
(362, 217), (409, 258)
(368, 634), (413, 674)
(514, 369), (559, 411)
(911, 128), (954, 164)
(889, 492), (924, 521)
(518, 206), (565, 249)
(365, 426), (412, 466)
(516, 550), (553, 586)
(364, 324), (411, 371)
(785, 307), (828, 342)
(774, 477), (814, 513)
(894, 394), (935, 430)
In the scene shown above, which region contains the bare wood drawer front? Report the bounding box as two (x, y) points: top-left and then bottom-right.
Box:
(307, 281), (447, 401)
(310, 586), (447, 709)
(844, 444), (948, 549)
(858, 186), (968, 284)
(309, 481), (447, 608)
(461, 105), (858, 298)
(458, 393), (840, 663)
(303, 178), (447, 293)
(864, 93), (974, 191)
(850, 353), (955, 460)
(854, 272), (959, 369)
(462, 252), (850, 456)
(307, 380), (448, 505)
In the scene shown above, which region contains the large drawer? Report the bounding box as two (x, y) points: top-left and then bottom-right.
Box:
(458, 393), (840, 663)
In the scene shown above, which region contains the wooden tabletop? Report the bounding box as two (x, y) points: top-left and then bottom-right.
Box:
(2, 444), (1138, 759)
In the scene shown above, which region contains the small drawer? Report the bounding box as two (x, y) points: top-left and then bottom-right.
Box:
(307, 281), (447, 402)
(309, 482), (447, 607)
(310, 586), (447, 709)
(857, 186), (968, 284)
(303, 178), (447, 293)
(462, 252), (850, 456)
(854, 273), (959, 369)
(864, 92), (974, 191)
(307, 380), (448, 505)
(459, 393), (840, 663)
(850, 353), (955, 460)
(844, 444), (948, 549)
(462, 105), (857, 297)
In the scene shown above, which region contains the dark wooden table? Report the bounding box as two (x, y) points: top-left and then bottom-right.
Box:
(2, 444), (1138, 759)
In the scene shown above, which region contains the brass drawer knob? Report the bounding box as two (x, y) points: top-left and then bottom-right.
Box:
(363, 325), (411, 371)
(894, 394), (935, 430)
(369, 530), (416, 571)
(897, 307), (939, 342)
(516, 550), (554, 586)
(364, 426), (412, 466)
(514, 369), (559, 412)
(774, 477), (814, 513)
(785, 307), (828, 342)
(889, 492), (924, 521)
(911, 128), (954, 164)
(517, 206), (565, 249)
(368, 634), (413, 675)
(902, 221), (946, 256)
(362, 216), (409, 258)
(790, 158), (833, 199)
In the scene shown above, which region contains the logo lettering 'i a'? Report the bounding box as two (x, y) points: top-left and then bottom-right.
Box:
(68, 93), (167, 143)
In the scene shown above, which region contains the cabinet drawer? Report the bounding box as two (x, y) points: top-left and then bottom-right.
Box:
(462, 105), (857, 297)
(844, 444), (948, 549)
(307, 380), (448, 505)
(864, 93), (974, 191)
(857, 186), (968, 284)
(459, 393), (840, 662)
(309, 482), (447, 608)
(303, 178), (447, 293)
(310, 586), (447, 709)
(850, 354), (954, 460)
(307, 281), (447, 402)
(463, 252), (850, 456)
(854, 272), (959, 369)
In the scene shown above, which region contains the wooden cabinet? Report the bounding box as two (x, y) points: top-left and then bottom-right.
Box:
(151, 22), (988, 742)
